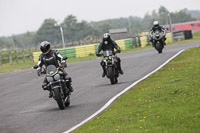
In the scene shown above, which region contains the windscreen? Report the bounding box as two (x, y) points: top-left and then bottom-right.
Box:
(46, 65), (57, 76)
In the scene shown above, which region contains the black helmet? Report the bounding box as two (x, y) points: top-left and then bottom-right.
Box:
(153, 21), (159, 28)
(103, 33), (111, 41)
(40, 41), (51, 54)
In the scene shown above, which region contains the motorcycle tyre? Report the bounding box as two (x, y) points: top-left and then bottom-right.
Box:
(54, 88), (65, 110)
(108, 67), (115, 84)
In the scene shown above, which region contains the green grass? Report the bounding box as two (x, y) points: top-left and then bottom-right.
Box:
(74, 46), (200, 133)
(0, 59), (34, 73)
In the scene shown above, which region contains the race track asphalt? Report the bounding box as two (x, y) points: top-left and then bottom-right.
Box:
(0, 41), (199, 133)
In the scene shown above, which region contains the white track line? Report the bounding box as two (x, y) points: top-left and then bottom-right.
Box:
(63, 49), (185, 133)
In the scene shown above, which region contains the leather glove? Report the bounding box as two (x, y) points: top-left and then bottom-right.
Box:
(61, 62), (67, 67)
(33, 65), (38, 69)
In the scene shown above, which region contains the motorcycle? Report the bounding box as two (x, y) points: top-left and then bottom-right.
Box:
(33, 57), (71, 110)
(102, 50), (119, 84)
(152, 30), (165, 54)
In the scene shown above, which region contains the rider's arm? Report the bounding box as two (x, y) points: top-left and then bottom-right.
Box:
(113, 41), (121, 53)
(37, 54), (44, 68)
(161, 27), (166, 36)
(54, 50), (65, 63)
(54, 50), (67, 67)
(34, 54), (44, 71)
(96, 43), (103, 56)
(150, 27), (154, 36)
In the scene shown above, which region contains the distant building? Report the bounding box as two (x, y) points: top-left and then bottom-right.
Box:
(109, 28), (129, 40)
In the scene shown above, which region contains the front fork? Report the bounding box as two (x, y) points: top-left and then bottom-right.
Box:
(50, 82), (66, 100)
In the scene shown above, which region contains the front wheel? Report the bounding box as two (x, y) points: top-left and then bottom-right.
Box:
(107, 67), (115, 84)
(53, 88), (65, 110)
(155, 42), (163, 54)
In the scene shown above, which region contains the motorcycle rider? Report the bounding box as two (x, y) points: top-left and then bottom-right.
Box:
(96, 33), (124, 77)
(34, 41), (73, 97)
(150, 21), (166, 45)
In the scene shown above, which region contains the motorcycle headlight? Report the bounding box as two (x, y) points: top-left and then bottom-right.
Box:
(54, 74), (60, 81)
(47, 77), (53, 82)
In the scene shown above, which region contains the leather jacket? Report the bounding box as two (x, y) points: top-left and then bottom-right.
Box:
(37, 49), (65, 68)
(96, 39), (121, 55)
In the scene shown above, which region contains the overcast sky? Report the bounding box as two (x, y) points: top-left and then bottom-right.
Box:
(0, 0), (199, 37)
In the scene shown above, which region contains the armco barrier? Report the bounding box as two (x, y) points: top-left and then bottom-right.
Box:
(58, 47), (76, 58)
(140, 36), (148, 47)
(33, 34), (173, 63)
(33, 38), (137, 63)
(115, 40), (126, 50)
(166, 33), (173, 44)
(124, 39), (133, 49)
(75, 44), (95, 58)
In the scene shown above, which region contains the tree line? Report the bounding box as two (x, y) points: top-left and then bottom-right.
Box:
(0, 6), (198, 49)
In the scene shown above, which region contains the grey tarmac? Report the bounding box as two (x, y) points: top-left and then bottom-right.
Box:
(0, 41), (199, 133)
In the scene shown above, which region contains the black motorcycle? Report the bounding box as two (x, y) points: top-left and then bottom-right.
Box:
(102, 50), (119, 84)
(152, 30), (165, 54)
(33, 57), (71, 110)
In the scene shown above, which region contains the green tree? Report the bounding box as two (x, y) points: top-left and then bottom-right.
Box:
(34, 18), (61, 45)
(170, 10), (196, 24)
(61, 15), (98, 42)
(158, 6), (169, 25)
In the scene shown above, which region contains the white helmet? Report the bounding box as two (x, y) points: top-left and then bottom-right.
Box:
(103, 33), (111, 45)
(103, 33), (111, 40)
(153, 21), (159, 27)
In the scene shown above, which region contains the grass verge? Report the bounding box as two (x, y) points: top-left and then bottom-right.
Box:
(0, 60), (34, 73)
(74, 46), (200, 132)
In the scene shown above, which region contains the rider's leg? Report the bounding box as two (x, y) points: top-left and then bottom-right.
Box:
(61, 69), (74, 92)
(116, 56), (124, 74)
(42, 76), (48, 90)
(42, 76), (53, 98)
(163, 36), (166, 45)
(100, 60), (106, 77)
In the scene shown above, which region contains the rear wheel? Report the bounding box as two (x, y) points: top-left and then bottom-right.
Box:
(54, 89), (65, 110)
(108, 67), (115, 84)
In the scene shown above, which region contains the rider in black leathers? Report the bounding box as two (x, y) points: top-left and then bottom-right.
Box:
(34, 41), (73, 97)
(96, 33), (124, 77)
(150, 21), (166, 45)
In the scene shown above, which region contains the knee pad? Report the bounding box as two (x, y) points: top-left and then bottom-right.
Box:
(117, 57), (121, 63)
(65, 75), (72, 81)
